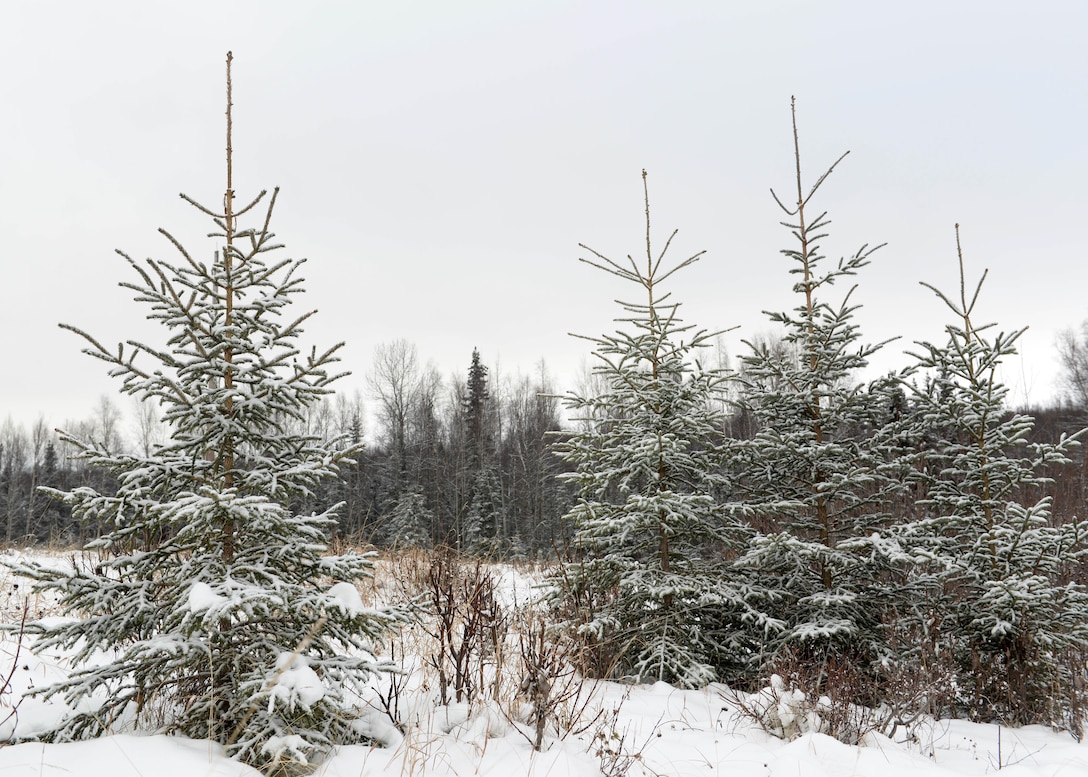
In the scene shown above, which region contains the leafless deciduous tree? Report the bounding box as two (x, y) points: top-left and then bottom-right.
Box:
(1056, 322), (1088, 408)
(131, 398), (164, 458)
(369, 339), (421, 490)
(92, 394), (123, 453)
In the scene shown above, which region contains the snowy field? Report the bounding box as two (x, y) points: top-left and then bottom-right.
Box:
(1, 549), (1087, 777)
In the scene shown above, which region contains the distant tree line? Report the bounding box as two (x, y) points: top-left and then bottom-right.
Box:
(0, 345), (574, 555)
(4, 348), (1088, 558)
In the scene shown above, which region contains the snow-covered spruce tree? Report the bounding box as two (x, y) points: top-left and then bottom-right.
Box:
(899, 226), (1088, 726)
(459, 348), (505, 553)
(551, 171), (764, 688)
(384, 488), (434, 548)
(9, 54), (401, 768)
(463, 466), (504, 556)
(731, 101), (914, 684)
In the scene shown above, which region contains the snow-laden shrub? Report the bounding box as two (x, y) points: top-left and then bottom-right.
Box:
(743, 674), (822, 740)
(733, 673), (893, 745)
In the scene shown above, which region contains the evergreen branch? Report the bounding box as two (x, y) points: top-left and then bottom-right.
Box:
(280, 308), (318, 339)
(802, 151), (850, 211)
(252, 186), (280, 245)
(235, 189), (269, 219)
(158, 227), (204, 274)
(578, 246), (639, 284)
(119, 250), (156, 289)
(649, 227), (678, 281)
(179, 192), (225, 218)
(919, 280), (966, 318)
(655, 249), (706, 285)
(58, 323), (120, 363)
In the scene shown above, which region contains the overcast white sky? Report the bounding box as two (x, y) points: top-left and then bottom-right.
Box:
(2, 1), (1085, 433)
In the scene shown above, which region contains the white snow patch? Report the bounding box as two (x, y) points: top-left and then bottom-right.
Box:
(187, 581), (225, 612)
(327, 582), (364, 616)
(262, 733), (310, 764)
(269, 652), (325, 712)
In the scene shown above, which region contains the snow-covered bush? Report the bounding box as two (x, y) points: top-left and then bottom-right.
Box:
(739, 674), (822, 740)
(424, 546), (506, 706)
(733, 671), (898, 745)
(6, 55), (402, 769)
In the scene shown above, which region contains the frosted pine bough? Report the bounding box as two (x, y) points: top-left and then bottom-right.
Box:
(7, 55), (402, 769)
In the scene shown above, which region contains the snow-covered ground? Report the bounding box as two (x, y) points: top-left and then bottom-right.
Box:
(1, 549), (1086, 777)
